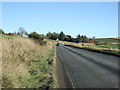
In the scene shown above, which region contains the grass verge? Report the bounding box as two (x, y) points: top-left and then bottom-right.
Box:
(65, 44), (120, 56)
(2, 35), (55, 88)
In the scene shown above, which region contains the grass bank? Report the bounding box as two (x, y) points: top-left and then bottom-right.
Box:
(2, 35), (55, 88)
(55, 38), (120, 56)
(65, 43), (120, 56)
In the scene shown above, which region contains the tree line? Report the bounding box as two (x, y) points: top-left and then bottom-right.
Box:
(0, 27), (89, 43)
(0, 28), (46, 45)
(46, 31), (88, 43)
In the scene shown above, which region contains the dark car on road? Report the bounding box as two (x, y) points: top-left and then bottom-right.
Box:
(56, 43), (59, 46)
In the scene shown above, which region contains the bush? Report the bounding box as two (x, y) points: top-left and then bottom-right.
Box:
(39, 41), (46, 45)
(46, 32), (59, 40)
(28, 32), (46, 45)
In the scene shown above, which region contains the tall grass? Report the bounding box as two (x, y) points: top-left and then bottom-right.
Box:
(0, 35), (2, 88)
(2, 35), (55, 88)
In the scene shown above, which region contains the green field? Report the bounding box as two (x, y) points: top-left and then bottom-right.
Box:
(0, 34), (23, 38)
(95, 44), (120, 49)
(95, 38), (120, 44)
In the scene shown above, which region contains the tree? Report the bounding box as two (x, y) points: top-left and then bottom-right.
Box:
(46, 31), (88, 43)
(46, 32), (59, 40)
(28, 32), (46, 45)
(0, 29), (5, 34)
(46, 32), (52, 39)
(28, 32), (43, 40)
(51, 32), (59, 40)
(18, 27), (28, 36)
(75, 34), (81, 43)
(17, 32), (20, 35)
(59, 31), (65, 41)
(92, 36), (96, 39)
(77, 34), (81, 38)
(81, 35), (88, 43)
(75, 34), (88, 43)
(64, 35), (72, 42)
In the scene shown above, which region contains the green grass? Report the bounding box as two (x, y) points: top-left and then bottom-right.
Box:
(24, 47), (55, 88)
(95, 38), (120, 44)
(0, 34), (23, 39)
(0, 34), (13, 38)
(2, 36), (55, 88)
(2, 48), (55, 88)
(95, 44), (120, 49)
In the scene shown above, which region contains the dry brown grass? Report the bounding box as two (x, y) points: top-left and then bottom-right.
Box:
(62, 41), (119, 55)
(2, 36), (55, 88)
(0, 36), (2, 88)
(54, 40), (119, 55)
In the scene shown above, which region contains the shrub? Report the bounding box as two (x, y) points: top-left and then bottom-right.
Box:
(39, 41), (46, 45)
(28, 32), (45, 45)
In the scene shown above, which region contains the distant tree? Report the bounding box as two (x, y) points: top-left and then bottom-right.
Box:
(28, 32), (43, 40)
(77, 34), (81, 38)
(75, 34), (81, 43)
(71, 37), (76, 42)
(46, 32), (59, 40)
(0, 28), (5, 34)
(75, 34), (88, 43)
(52, 32), (59, 40)
(93, 36), (96, 39)
(46, 32), (52, 39)
(67, 35), (72, 39)
(25, 32), (29, 36)
(59, 31), (65, 41)
(75, 38), (80, 43)
(81, 35), (88, 43)
(18, 27), (28, 36)
(46, 31), (88, 43)
(17, 32), (20, 35)
(64, 35), (72, 42)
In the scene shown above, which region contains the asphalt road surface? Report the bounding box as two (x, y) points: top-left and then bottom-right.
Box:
(56, 44), (119, 88)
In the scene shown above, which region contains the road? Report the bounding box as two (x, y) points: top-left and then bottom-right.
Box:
(56, 44), (119, 88)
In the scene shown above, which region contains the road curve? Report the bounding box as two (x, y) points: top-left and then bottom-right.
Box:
(56, 44), (119, 88)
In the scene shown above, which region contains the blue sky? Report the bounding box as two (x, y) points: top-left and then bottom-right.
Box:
(2, 2), (118, 38)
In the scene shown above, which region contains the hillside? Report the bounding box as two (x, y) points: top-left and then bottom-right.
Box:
(1, 35), (56, 88)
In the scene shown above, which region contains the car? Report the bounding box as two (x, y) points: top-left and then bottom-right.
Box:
(56, 43), (59, 46)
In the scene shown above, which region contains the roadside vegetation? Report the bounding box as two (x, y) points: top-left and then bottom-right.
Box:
(46, 31), (88, 43)
(94, 38), (119, 44)
(46, 30), (120, 56)
(1, 27), (119, 88)
(28, 32), (46, 45)
(1, 30), (56, 88)
(63, 38), (120, 56)
(95, 44), (120, 49)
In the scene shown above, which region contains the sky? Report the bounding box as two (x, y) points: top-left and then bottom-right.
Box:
(2, 2), (118, 38)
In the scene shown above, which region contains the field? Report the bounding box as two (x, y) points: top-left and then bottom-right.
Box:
(94, 38), (120, 44)
(95, 44), (120, 49)
(57, 38), (120, 55)
(1, 35), (56, 88)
